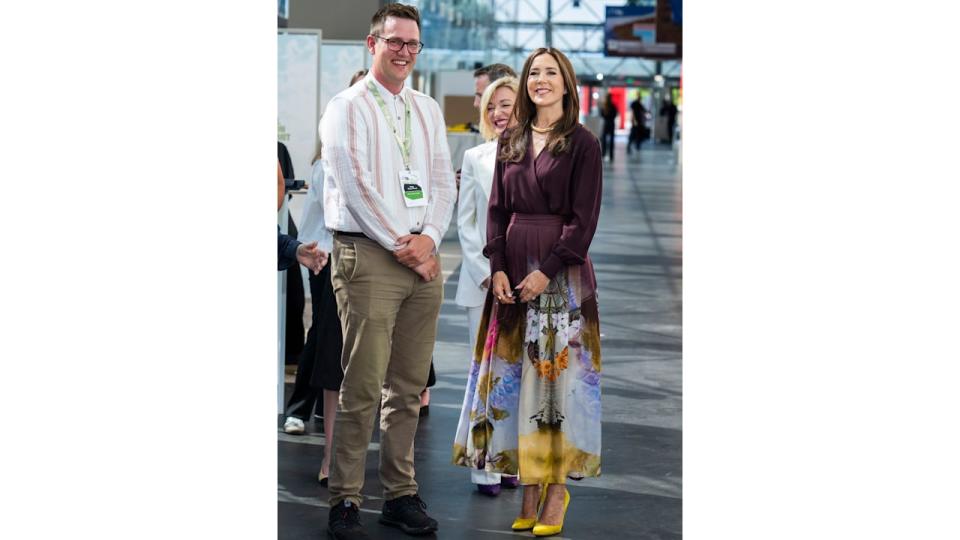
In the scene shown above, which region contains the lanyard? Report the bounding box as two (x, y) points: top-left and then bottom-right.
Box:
(367, 80), (413, 170)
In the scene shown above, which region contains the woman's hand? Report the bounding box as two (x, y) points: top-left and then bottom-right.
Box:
(515, 270), (549, 303)
(491, 271), (515, 304)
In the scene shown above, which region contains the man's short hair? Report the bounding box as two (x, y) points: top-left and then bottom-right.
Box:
(370, 3), (421, 35)
(473, 63), (517, 83)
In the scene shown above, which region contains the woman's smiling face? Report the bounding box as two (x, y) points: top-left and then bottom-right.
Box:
(487, 86), (517, 136)
(527, 53), (565, 110)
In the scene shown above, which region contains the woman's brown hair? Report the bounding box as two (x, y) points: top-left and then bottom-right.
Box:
(499, 47), (580, 163)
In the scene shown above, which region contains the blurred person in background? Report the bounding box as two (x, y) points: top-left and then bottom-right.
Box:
(660, 92), (678, 143)
(627, 93), (648, 154)
(278, 161), (326, 274)
(452, 47), (603, 537)
(281, 70), (367, 492)
(453, 74), (521, 497)
(279, 142), (307, 364)
(600, 93), (618, 162)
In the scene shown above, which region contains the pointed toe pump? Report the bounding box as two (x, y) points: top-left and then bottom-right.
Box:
(532, 488), (570, 537)
(511, 484), (547, 531)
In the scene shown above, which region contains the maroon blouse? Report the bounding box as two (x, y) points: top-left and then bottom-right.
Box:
(483, 124), (603, 280)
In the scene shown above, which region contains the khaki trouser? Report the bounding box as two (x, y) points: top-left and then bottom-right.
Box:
(328, 234), (442, 508)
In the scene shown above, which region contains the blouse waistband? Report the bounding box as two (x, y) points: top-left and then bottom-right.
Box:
(509, 213), (564, 225)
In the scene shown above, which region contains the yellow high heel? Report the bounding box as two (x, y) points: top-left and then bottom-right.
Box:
(532, 487), (570, 537)
(511, 484), (547, 531)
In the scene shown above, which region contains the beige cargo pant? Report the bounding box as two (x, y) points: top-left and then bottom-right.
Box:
(327, 234), (442, 508)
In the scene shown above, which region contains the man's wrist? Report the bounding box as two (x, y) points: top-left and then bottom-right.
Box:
(420, 225), (441, 252)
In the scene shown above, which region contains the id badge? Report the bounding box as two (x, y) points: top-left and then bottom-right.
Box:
(399, 170), (428, 208)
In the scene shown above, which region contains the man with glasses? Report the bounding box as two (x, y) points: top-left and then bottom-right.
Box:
(318, 3), (454, 539)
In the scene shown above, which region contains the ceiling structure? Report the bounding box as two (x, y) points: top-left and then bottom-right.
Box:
(409, 0), (681, 86)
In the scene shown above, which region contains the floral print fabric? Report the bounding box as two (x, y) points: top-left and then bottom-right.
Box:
(452, 267), (602, 484)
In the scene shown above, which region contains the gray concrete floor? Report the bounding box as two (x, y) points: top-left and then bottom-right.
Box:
(279, 139), (682, 539)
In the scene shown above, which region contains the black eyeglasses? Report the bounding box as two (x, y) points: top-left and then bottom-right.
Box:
(372, 34), (424, 54)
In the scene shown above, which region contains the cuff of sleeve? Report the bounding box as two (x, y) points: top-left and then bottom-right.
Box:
(421, 225), (442, 252)
(490, 252), (507, 275)
(539, 254), (563, 280)
(286, 240), (302, 261)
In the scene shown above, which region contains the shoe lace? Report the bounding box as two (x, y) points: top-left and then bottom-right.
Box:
(401, 494), (428, 512)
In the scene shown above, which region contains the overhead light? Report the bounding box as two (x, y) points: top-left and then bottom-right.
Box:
(596, 73), (604, 80)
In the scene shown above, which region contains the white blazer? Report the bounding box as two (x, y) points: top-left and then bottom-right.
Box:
(454, 140), (497, 308)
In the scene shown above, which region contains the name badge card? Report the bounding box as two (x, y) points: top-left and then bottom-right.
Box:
(399, 170), (427, 208)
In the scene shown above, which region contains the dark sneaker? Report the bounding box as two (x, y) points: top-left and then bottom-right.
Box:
(327, 501), (370, 539)
(379, 494), (439, 535)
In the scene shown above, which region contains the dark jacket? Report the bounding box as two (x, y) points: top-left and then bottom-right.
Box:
(278, 226), (301, 271)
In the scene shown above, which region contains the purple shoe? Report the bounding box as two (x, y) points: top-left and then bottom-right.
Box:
(500, 476), (520, 489)
(477, 483), (502, 497)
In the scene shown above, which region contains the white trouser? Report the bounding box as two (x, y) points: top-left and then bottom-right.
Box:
(465, 304), (503, 486)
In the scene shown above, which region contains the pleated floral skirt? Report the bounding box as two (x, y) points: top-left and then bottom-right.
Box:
(452, 213), (602, 484)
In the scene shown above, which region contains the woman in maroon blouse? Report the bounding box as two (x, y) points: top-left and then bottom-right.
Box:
(452, 48), (602, 537)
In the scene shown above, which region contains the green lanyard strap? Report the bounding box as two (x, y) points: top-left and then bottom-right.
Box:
(367, 79), (413, 170)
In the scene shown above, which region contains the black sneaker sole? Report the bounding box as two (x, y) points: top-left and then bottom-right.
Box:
(327, 527), (370, 540)
(378, 516), (438, 536)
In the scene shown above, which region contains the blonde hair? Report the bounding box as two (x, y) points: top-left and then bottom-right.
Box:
(478, 76), (519, 141)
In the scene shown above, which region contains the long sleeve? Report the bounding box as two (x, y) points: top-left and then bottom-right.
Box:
(278, 227), (301, 271)
(457, 149), (489, 289)
(297, 160), (333, 253)
(419, 101), (457, 249)
(539, 134), (603, 279)
(321, 98), (403, 251)
(483, 142), (509, 275)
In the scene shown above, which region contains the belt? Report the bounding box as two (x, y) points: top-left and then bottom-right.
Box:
(334, 230), (368, 239)
(509, 213), (564, 226)
(334, 230), (421, 239)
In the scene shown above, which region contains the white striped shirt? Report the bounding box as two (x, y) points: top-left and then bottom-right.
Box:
(319, 73), (456, 252)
